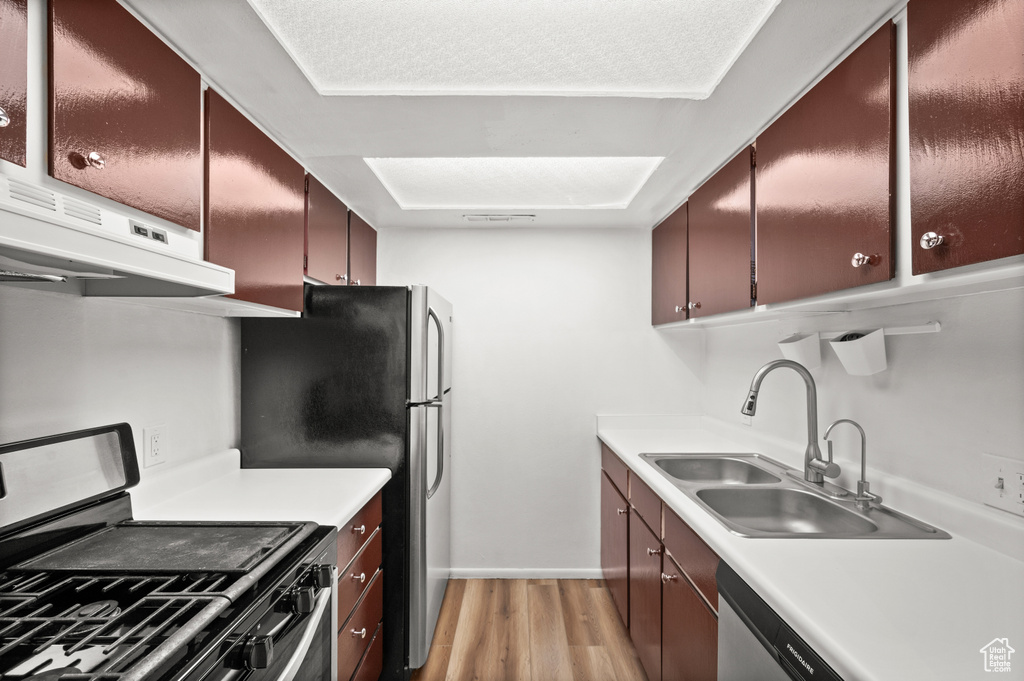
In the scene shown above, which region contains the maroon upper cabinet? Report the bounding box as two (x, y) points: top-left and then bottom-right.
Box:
(205, 89), (305, 311)
(909, 0), (1024, 273)
(305, 174), (349, 286)
(348, 211), (377, 286)
(49, 0), (201, 231)
(688, 146), (754, 317)
(0, 0), (27, 167)
(651, 203), (688, 325)
(756, 22), (896, 305)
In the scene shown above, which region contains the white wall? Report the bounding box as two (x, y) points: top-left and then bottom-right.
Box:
(670, 288), (1024, 508)
(0, 287), (239, 474)
(378, 227), (702, 577)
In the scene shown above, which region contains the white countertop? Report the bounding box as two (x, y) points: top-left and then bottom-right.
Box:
(597, 416), (1024, 681)
(130, 450), (391, 530)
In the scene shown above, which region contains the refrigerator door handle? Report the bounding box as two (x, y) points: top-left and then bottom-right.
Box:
(426, 307), (445, 500)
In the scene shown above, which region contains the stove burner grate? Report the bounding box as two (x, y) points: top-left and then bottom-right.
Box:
(0, 571), (232, 680)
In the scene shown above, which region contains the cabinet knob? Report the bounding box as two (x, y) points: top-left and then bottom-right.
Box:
(336, 274), (348, 281)
(647, 547), (662, 556)
(687, 302), (701, 310)
(351, 572), (366, 584)
(674, 305), (685, 314)
(352, 279), (361, 286)
(352, 524), (366, 535)
(661, 573), (678, 584)
(851, 253), (878, 267)
(351, 627), (367, 639)
(0, 106), (9, 128)
(86, 152), (105, 169)
(616, 508), (628, 515)
(919, 232), (944, 249)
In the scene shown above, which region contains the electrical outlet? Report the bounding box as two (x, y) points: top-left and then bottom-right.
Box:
(143, 425), (168, 468)
(982, 453), (1024, 517)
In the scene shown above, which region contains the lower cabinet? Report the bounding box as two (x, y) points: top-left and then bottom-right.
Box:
(601, 447), (721, 681)
(337, 493), (384, 681)
(662, 556), (717, 681)
(600, 471), (630, 627)
(629, 511), (663, 681)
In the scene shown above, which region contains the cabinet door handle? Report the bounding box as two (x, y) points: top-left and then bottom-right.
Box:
(616, 508), (628, 515)
(674, 305), (686, 314)
(687, 302), (701, 310)
(86, 151), (105, 169)
(352, 524), (366, 535)
(351, 572), (366, 583)
(0, 106), (9, 128)
(647, 547), (662, 556)
(919, 232), (944, 249)
(352, 279), (361, 286)
(351, 628), (367, 639)
(336, 274), (348, 281)
(851, 252), (878, 267)
(661, 573), (678, 584)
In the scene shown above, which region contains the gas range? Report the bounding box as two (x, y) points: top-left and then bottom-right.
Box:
(0, 425), (338, 681)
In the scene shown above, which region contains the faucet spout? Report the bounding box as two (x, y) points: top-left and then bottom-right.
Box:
(742, 359), (830, 484)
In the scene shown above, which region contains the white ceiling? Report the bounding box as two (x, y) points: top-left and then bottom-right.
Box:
(123, 0), (903, 230)
(244, 0), (779, 98)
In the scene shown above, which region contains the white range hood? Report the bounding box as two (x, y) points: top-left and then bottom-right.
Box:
(0, 175), (233, 298)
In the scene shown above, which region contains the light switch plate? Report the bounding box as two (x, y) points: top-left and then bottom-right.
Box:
(982, 453), (1024, 517)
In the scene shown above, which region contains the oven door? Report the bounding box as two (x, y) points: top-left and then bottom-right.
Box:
(201, 577), (336, 681)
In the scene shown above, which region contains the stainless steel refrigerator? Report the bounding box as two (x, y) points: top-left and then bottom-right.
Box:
(240, 284), (452, 679)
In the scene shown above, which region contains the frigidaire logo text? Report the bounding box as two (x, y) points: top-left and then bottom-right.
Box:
(787, 643), (815, 675)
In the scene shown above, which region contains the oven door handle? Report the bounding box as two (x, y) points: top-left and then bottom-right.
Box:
(275, 587), (333, 681)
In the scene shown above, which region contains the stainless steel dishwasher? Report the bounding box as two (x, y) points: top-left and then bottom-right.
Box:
(717, 562), (844, 681)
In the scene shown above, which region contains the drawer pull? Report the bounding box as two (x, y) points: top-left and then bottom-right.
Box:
(352, 524), (366, 535)
(647, 547), (662, 556)
(351, 627), (367, 639)
(616, 508), (628, 515)
(86, 151), (105, 169)
(351, 572), (366, 584)
(661, 573), (678, 584)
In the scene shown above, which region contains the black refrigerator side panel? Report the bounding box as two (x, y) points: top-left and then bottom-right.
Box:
(241, 285), (410, 471)
(241, 284), (412, 681)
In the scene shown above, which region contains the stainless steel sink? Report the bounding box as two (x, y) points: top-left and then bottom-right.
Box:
(696, 488), (877, 536)
(638, 452), (950, 539)
(654, 457), (781, 485)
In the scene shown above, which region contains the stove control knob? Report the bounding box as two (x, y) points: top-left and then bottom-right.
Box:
(243, 635), (274, 670)
(313, 564), (334, 589)
(284, 587), (316, 615)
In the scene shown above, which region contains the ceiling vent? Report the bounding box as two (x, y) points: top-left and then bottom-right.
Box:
(463, 214), (536, 223)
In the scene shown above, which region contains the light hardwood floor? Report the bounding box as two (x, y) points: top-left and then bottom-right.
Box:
(410, 579), (649, 681)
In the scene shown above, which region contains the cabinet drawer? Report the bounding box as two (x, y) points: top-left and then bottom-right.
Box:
(601, 443), (628, 497)
(337, 493), (382, 569)
(337, 569), (383, 681)
(630, 474), (662, 537)
(338, 529), (382, 626)
(664, 508), (719, 611)
(350, 622), (383, 681)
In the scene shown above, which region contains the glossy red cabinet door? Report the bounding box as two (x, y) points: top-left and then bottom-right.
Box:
(601, 471), (629, 628)
(305, 174), (349, 286)
(651, 203), (688, 325)
(348, 211), (377, 286)
(49, 0), (201, 231)
(205, 89), (305, 311)
(0, 0), (27, 167)
(662, 556), (717, 681)
(909, 0), (1024, 273)
(756, 22), (895, 305)
(629, 512), (661, 681)
(688, 147), (754, 317)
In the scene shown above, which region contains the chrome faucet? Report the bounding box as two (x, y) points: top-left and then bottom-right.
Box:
(824, 419), (880, 511)
(741, 359), (839, 485)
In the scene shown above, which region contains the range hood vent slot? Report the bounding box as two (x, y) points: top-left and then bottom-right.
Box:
(7, 179), (57, 212)
(63, 197), (103, 225)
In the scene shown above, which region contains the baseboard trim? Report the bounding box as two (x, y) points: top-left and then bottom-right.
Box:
(449, 568), (604, 580)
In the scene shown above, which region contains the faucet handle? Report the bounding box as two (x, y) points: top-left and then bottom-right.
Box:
(809, 441), (842, 478)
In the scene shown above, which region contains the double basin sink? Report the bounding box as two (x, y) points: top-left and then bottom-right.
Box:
(640, 453), (950, 539)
